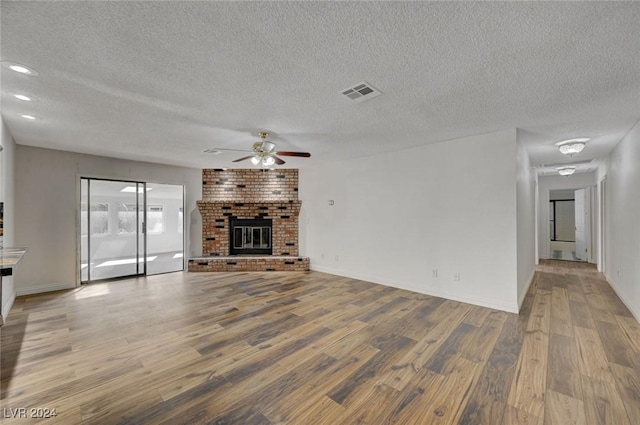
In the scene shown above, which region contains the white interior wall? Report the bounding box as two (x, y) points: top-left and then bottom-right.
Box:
(14, 145), (201, 295)
(597, 119), (640, 321)
(537, 173), (596, 260)
(550, 189), (576, 200)
(1, 118), (17, 320)
(516, 132), (537, 308)
(300, 129), (521, 313)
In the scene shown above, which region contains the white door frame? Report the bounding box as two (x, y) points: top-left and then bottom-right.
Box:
(599, 177), (607, 273)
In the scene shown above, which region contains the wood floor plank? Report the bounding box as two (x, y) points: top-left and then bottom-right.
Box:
(394, 356), (482, 425)
(574, 326), (616, 384)
(546, 333), (582, 399)
(1, 262), (637, 424)
(569, 299), (596, 329)
(594, 320), (640, 369)
(526, 291), (552, 333)
(374, 368), (445, 425)
(550, 287), (573, 337)
(507, 329), (549, 418)
(395, 296), (446, 340)
(609, 363), (640, 425)
(424, 322), (477, 374)
(459, 310), (507, 364)
(508, 291), (551, 418)
(376, 301), (472, 391)
(503, 405), (544, 425)
(326, 331), (415, 407)
(285, 395), (345, 425)
(543, 389), (586, 425)
(615, 315), (640, 353)
(264, 343), (380, 423)
(208, 352), (339, 425)
(581, 375), (632, 425)
(458, 347), (517, 425)
(585, 293), (617, 324)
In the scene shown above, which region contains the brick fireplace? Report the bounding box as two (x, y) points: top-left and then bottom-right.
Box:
(188, 169), (309, 272)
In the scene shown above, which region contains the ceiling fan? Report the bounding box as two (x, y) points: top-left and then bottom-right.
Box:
(217, 132), (311, 166)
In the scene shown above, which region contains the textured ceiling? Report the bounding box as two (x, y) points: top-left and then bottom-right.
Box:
(1, 1), (639, 172)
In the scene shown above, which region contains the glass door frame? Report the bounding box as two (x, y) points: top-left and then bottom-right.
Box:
(80, 177), (147, 283)
(144, 182), (186, 276)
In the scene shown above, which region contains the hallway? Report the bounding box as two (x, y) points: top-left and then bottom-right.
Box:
(520, 260), (639, 424)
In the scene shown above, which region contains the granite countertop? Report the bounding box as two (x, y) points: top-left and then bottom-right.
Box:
(0, 247), (27, 269)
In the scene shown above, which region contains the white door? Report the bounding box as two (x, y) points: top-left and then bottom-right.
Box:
(575, 188), (586, 260)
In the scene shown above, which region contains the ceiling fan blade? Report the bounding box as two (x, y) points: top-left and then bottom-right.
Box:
(272, 155), (286, 165)
(275, 151), (311, 158)
(210, 147), (253, 153)
(232, 155), (256, 163)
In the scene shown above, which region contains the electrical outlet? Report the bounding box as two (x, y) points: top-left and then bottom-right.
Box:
(453, 273), (460, 281)
(335, 255), (339, 262)
(321, 253), (325, 259)
(432, 269), (438, 277)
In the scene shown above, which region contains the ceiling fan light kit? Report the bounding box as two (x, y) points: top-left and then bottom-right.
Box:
(228, 132), (311, 167)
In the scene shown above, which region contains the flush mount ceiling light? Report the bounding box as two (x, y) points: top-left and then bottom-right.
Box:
(20, 114), (36, 120)
(1, 61), (39, 76)
(555, 138), (589, 156)
(557, 166), (577, 176)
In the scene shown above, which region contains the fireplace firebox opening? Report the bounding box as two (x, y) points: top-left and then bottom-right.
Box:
(229, 218), (273, 255)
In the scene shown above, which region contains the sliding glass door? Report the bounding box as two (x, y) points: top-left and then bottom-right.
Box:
(81, 179), (145, 281)
(145, 183), (184, 275)
(80, 178), (185, 283)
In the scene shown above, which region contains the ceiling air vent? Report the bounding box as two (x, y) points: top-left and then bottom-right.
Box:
(339, 81), (382, 103)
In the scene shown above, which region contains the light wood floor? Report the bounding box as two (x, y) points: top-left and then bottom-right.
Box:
(1, 260), (638, 424)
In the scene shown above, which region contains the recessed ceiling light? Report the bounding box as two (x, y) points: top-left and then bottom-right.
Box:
(21, 114), (36, 120)
(1, 61), (39, 76)
(14, 94), (32, 101)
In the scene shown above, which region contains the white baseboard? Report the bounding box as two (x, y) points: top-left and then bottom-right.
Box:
(17, 283), (76, 296)
(310, 265), (519, 314)
(1, 289), (16, 324)
(605, 273), (640, 323)
(518, 268), (536, 310)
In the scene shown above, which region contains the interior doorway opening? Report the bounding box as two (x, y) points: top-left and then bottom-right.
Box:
(548, 187), (591, 262)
